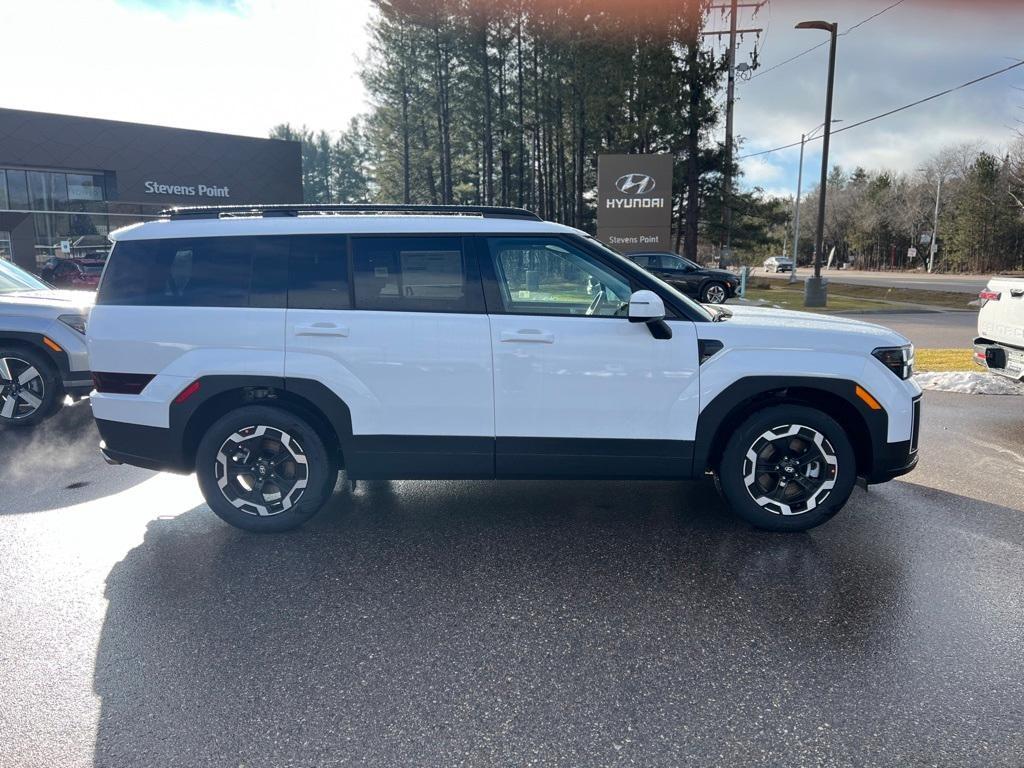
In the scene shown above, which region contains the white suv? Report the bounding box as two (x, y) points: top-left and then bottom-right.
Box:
(87, 205), (921, 533)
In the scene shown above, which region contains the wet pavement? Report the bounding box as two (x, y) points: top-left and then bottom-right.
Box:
(1, 391), (1022, 767)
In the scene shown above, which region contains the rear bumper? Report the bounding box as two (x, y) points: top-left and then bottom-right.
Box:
(973, 339), (1024, 381)
(95, 418), (191, 474)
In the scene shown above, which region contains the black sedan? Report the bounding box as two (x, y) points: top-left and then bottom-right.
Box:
(626, 251), (739, 304)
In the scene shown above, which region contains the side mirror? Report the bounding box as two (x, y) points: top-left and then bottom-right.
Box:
(628, 290), (665, 323)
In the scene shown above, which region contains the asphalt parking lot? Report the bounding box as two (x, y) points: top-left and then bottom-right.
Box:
(1, 385), (1023, 768)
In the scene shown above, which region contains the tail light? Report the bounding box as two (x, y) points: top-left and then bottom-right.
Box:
(979, 289), (1001, 305)
(92, 372), (154, 394)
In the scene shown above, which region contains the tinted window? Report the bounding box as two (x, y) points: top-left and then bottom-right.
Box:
(486, 237), (632, 317)
(352, 236), (481, 313)
(98, 236), (288, 308)
(289, 235), (349, 310)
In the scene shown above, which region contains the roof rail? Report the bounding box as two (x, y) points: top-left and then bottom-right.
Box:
(160, 203), (542, 222)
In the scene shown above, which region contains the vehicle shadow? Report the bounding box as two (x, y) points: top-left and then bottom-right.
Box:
(92, 476), (1024, 767)
(0, 400), (153, 515)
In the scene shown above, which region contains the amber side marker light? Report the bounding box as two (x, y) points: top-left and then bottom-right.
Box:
(855, 385), (883, 411)
(42, 337), (63, 353)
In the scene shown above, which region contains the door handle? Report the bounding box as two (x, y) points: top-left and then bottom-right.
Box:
(294, 322), (350, 337)
(500, 329), (555, 344)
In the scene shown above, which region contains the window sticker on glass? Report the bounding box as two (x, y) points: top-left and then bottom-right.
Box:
(399, 250), (463, 299)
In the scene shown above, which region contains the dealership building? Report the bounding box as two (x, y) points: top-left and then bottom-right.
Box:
(0, 107), (302, 270)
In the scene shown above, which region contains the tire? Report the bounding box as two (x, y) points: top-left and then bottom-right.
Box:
(716, 404), (857, 532)
(195, 405), (337, 532)
(0, 345), (63, 428)
(701, 282), (728, 304)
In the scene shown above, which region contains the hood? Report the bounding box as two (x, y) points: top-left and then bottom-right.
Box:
(700, 303), (909, 352)
(705, 269), (738, 281)
(0, 289), (95, 316)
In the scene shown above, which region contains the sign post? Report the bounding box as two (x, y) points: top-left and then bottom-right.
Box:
(596, 154), (673, 252)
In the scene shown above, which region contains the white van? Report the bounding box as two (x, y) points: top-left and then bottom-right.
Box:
(87, 205), (921, 533)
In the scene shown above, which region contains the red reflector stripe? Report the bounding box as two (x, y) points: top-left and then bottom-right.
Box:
(92, 372), (155, 395)
(174, 380), (201, 404)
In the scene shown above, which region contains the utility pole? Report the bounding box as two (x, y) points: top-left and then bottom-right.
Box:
(928, 174), (942, 273)
(703, 2), (764, 266)
(790, 132), (806, 283)
(722, 0), (738, 265)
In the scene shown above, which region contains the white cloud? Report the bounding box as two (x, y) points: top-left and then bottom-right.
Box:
(0, 0), (373, 137)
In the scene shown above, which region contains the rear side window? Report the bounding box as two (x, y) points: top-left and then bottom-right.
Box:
(288, 235), (350, 310)
(352, 236), (483, 313)
(98, 236), (287, 308)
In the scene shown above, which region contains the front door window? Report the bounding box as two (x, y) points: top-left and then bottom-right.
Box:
(487, 237), (631, 317)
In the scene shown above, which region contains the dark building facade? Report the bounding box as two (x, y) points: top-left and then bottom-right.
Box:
(0, 107), (302, 270)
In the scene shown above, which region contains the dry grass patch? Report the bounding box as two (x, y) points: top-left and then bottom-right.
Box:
(915, 348), (975, 373)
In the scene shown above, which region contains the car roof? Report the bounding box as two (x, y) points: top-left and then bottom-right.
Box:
(110, 214), (582, 242)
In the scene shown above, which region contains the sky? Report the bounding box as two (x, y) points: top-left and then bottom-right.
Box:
(1, 0), (1022, 200)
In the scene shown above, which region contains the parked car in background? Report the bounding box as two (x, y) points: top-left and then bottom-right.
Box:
(974, 276), (1024, 384)
(0, 260), (93, 427)
(763, 256), (794, 273)
(625, 251), (738, 304)
(40, 258), (105, 290)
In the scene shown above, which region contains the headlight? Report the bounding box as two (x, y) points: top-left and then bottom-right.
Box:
(872, 344), (914, 380)
(58, 314), (87, 335)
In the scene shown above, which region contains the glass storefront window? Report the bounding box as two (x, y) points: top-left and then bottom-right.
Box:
(0, 231), (12, 261)
(66, 173), (105, 201)
(0, 171), (7, 209)
(6, 170), (28, 208)
(27, 171), (69, 212)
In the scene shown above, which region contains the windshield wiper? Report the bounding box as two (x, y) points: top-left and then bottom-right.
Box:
(710, 306), (733, 322)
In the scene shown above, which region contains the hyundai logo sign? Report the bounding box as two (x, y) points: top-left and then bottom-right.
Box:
(615, 173), (656, 195)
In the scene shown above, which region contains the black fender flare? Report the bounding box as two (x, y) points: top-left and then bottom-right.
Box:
(693, 376), (887, 475)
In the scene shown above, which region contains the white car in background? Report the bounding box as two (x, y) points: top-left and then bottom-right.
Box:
(974, 276), (1024, 383)
(763, 256), (794, 273)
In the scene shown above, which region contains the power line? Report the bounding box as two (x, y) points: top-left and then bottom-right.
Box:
(738, 58), (1024, 160)
(747, 0), (907, 81)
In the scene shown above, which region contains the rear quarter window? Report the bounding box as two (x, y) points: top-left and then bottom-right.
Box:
(98, 236), (287, 308)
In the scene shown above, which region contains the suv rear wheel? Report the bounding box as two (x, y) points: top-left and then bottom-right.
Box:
(195, 405), (337, 532)
(716, 404), (856, 532)
(0, 346), (62, 428)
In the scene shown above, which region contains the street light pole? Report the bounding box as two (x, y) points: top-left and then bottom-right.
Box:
(928, 174), (942, 273)
(796, 19), (838, 308)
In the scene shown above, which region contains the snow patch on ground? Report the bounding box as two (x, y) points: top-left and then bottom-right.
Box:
(914, 371), (1024, 395)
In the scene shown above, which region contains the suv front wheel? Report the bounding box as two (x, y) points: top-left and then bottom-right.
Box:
(716, 404), (857, 532)
(0, 346), (62, 428)
(196, 405), (337, 532)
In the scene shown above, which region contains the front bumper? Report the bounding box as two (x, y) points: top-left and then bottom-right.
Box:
(865, 395), (921, 484)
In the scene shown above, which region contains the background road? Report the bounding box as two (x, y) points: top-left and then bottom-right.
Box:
(839, 310), (976, 349)
(1, 385), (1023, 767)
(768, 270), (990, 294)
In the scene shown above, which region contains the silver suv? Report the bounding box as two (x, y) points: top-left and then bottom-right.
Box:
(0, 260), (92, 427)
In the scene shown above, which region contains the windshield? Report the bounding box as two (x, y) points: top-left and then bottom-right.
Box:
(0, 260), (50, 293)
(586, 238), (713, 321)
